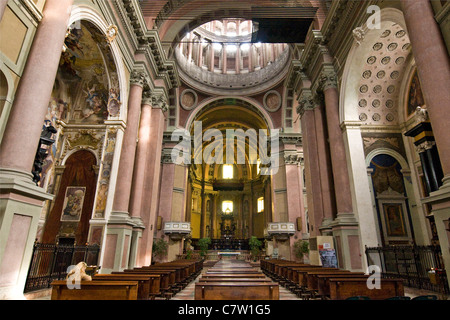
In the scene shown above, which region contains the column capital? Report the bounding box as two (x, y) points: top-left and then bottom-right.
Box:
(318, 68), (338, 91)
(141, 87), (153, 106)
(297, 89), (316, 117)
(151, 92), (169, 112)
(130, 69), (147, 87)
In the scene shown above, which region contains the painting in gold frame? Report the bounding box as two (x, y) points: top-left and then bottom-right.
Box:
(383, 203), (407, 237)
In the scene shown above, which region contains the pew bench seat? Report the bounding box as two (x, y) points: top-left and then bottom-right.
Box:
(51, 280), (139, 300)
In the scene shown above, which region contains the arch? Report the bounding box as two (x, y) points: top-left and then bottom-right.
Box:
(339, 7), (410, 124)
(68, 5), (129, 121)
(61, 147), (100, 167)
(366, 148), (409, 171)
(185, 96), (275, 131)
(0, 65), (16, 142)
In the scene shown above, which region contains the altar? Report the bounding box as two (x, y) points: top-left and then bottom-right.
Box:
(217, 251), (241, 260)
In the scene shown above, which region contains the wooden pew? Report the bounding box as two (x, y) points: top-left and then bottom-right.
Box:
(115, 269), (174, 299)
(328, 277), (404, 300)
(199, 278), (273, 283)
(201, 273), (267, 279)
(51, 280), (138, 300)
(304, 271), (365, 299)
(316, 274), (370, 298)
(92, 274), (160, 300)
(195, 281), (279, 300)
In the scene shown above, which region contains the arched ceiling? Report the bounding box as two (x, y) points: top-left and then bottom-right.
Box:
(139, 0), (325, 53)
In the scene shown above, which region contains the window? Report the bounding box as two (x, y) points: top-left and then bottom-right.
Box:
(222, 201), (233, 213)
(257, 197), (264, 213)
(257, 159), (261, 175)
(223, 164), (233, 179)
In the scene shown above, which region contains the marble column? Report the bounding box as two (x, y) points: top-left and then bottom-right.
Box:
(401, 0), (450, 185)
(313, 97), (336, 232)
(137, 92), (167, 267)
(318, 69), (362, 271)
(297, 89), (324, 236)
(127, 88), (152, 268)
(128, 88), (152, 222)
(0, 0), (73, 173)
(111, 72), (145, 216)
(0, 0), (73, 299)
(319, 71), (353, 215)
(102, 71), (146, 273)
(0, 0), (8, 22)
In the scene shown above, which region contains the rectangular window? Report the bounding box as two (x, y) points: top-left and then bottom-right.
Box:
(222, 201), (233, 213)
(223, 164), (233, 179)
(257, 197), (264, 213)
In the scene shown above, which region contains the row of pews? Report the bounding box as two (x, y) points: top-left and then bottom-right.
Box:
(261, 259), (405, 300)
(51, 259), (203, 300)
(195, 260), (280, 300)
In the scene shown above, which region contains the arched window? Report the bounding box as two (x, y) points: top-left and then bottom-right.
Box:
(223, 164), (233, 179)
(222, 201), (233, 213)
(257, 197), (264, 213)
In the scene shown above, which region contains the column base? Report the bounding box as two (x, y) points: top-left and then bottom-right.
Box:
(0, 168), (53, 299)
(101, 211), (137, 273)
(319, 217), (334, 236)
(330, 212), (364, 271)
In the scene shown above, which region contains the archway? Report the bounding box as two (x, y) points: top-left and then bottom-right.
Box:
(185, 99), (273, 252)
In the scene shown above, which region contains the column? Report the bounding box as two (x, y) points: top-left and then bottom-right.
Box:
(0, 0), (73, 173)
(102, 71), (146, 273)
(110, 71), (145, 216)
(319, 68), (363, 271)
(137, 91), (168, 267)
(401, 0), (450, 186)
(127, 88), (153, 268)
(297, 89), (324, 236)
(0, 0), (8, 22)
(0, 0), (73, 299)
(313, 96), (336, 232)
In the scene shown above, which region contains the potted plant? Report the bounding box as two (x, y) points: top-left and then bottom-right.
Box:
(197, 237), (211, 259)
(152, 237), (168, 262)
(249, 236), (262, 261)
(293, 239), (309, 262)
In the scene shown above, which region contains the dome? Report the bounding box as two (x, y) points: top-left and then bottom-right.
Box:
(175, 19), (290, 95)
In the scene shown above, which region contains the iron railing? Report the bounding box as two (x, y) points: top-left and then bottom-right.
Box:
(365, 245), (449, 294)
(24, 242), (100, 293)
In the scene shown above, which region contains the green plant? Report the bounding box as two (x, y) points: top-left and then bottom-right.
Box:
(152, 238), (168, 259)
(185, 249), (193, 259)
(249, 236), (262, 260)
(293, 239), (309, 260)
(197, 237), (211, 257)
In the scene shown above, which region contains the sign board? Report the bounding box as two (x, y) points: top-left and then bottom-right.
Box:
(319, 249), (338, 268)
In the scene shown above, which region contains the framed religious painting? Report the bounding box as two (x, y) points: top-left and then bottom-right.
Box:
(378, 198), (413, 244)
(61, 186), (86, 222)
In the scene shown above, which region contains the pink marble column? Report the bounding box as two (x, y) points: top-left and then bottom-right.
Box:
(0, 0), (73, 173)
(314, 101), (337, 224)
(298, 91), (324, 236)
(402, 0), (450, 184)
(111, 73), (145, 214)
(128, 91), (152, 219)
(320, 71), (353, 214)
(137, 94), (167, 266)
(0, 0), (8, 22)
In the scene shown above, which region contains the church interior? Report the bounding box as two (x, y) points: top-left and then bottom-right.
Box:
(0, 0), (449, 302)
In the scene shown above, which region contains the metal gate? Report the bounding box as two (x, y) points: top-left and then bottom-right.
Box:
(24, 242), (100, 293)
(365, 245), (449, 294)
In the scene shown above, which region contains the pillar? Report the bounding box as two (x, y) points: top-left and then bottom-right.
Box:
(0, 0), (73, 299)
(102, 70), (146, 273)
(401, 0), (450, 186)
(313, 96), (336, 233)
(297, 89), (324, 237)
(319, 68), (363, 271)
(127, 88), (153, 268)
(137, 91), (168, 267)
(402, 0), (450, 284)
(0, 0), (8, 22)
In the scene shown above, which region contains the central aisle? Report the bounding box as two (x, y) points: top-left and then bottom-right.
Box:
(171, 260), (301, 300)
